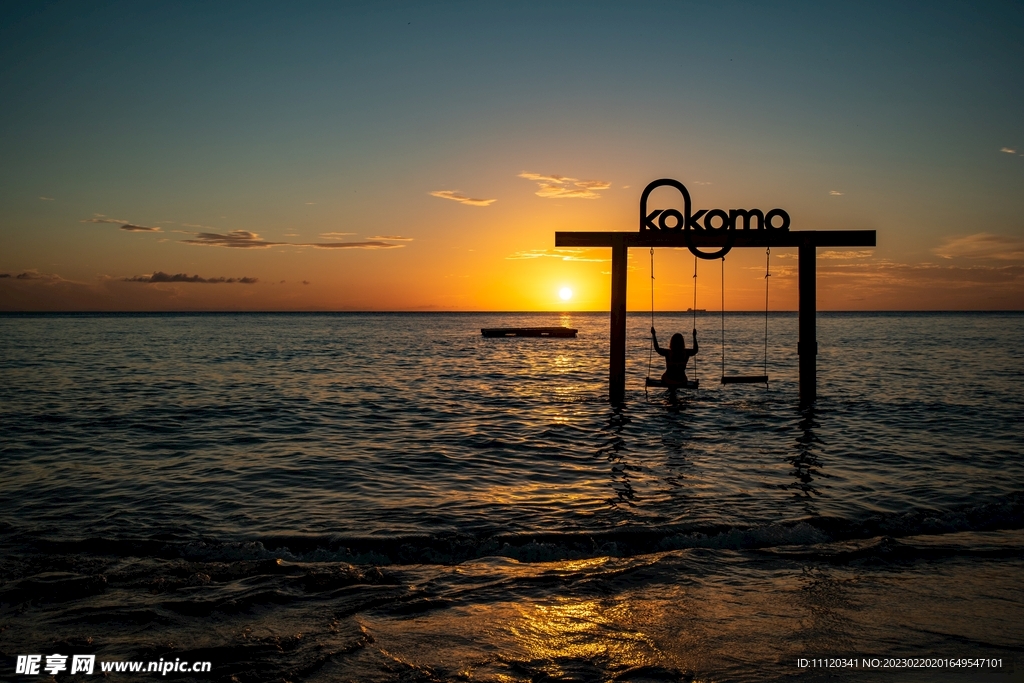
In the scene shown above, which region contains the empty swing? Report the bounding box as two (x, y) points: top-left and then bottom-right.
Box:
(720, 248), (771, 385)
(646, 249), (700, 391)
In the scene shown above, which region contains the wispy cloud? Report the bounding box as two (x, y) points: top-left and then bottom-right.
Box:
(181, 230), (284, 248)
(819, 250), (873, 259)
(308, 240), (403, 249)
(933, 233), (1024, 261)
(0, 270), (65, 282)
(506, 248), (609, 262)
(176, 230), (403, 249)
(39, 196), (55, 201)
(124, 272), (258, 284)
(829, 190), (844, 196)
(518, 172), (612, 199)
(1001, 147), (1016, 154)
(429, 190), (496, 207)
(82, 216), (161, 232)
(82, 216), (129, 224)
(85, 215), (409, 251)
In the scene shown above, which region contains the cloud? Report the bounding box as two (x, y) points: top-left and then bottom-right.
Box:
(124, 272), (258, 284)
(81, 217), (409, 251)
(429, 190), (496, 207)
(933, 233), (1024, 261)
(518, 172), (611, 199)
(39, 196), (55, 201)
(181, 230), (284, 248)
(819, 260), (1024, 287)
(819, 250), (873, 259)
(1001, 147), (1016, 154)
(308, 240), (403, 249)
(177, 229), (407, 250)
(506, 248), (609, 262)
(82, 216), (161, 232)
(1, 270), (65, 282)
(829, 190), (844, 196)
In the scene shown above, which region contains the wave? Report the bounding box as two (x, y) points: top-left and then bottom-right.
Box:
(6, 492), (1022, 566)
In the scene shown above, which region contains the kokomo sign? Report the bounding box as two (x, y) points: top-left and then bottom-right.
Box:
(639, 178), (790, 260)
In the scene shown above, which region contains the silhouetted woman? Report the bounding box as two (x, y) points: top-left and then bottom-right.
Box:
(651, 327), (698, 384)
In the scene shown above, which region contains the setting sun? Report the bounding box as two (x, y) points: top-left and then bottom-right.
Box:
(559, 287), (573, 301)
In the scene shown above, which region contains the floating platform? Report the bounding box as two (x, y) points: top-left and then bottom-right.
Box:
(481, 327), (578, 338)
(645, 378), (699, 390)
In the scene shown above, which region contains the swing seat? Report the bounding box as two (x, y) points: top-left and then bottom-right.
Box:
(721, 375), (768, 384)
(646, 378), (699, 390)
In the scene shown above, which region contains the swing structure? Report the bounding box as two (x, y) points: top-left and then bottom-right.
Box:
(645, 248), (700, 392)
(645, 248), (773, 393)
(554, 178), (876, 405)
(718, 249), (771, 385)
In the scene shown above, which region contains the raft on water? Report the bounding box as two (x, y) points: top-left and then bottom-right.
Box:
(481, 327), (578, 338)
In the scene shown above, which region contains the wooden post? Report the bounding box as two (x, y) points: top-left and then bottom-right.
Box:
(609, 234), (628, 404)
(798, 237), (816, 405)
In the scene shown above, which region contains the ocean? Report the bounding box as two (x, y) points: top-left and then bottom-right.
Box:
(1, 311), (1022, 682)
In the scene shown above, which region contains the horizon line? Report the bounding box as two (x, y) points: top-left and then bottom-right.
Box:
(1, 309), (1021, 315)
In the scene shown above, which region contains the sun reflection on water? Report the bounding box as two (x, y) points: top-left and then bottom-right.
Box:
(507, 597), (658, 676)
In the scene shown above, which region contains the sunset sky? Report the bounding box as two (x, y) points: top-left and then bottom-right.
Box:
(1, 1), (1022, 311)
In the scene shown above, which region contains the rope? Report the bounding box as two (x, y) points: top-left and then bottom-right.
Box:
(764, 247), (771, 380)
(692, 255), (698, 386)
(720, 256), (725, 379)
(647, 247), (654, 386)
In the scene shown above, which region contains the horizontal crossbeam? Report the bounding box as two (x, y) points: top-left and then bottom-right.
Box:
(555, 230), (875, 249)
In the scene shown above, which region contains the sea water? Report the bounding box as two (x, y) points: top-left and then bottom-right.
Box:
(1, 312), (1022, 682)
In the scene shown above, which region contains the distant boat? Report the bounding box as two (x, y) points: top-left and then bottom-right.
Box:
(686, 308), (707, 312)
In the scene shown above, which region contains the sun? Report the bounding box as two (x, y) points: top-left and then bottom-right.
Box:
(559, 287), (573, 301)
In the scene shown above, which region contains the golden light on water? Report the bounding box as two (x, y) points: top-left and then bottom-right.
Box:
(507, 597), (657, 676)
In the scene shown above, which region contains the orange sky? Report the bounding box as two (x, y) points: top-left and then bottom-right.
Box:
(2, 3), (1022, 311)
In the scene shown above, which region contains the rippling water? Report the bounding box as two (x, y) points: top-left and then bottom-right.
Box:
(1, 312), (1022, 682)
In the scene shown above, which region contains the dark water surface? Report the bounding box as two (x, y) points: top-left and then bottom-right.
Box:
(1, 312), (1022, 682)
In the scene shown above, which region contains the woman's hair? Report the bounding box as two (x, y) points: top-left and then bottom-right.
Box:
(670, 333), (686, 354)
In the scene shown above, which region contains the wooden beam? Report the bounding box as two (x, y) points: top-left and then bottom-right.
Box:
(555, 229), (876, 249)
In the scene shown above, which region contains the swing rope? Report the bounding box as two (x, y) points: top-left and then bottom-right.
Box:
(720, 256), (726, 379)
(647, 247), (654, 385)
(692, 255), (698, 387)
(719, 249), (772, 385)
(763, 247), (771, 379)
